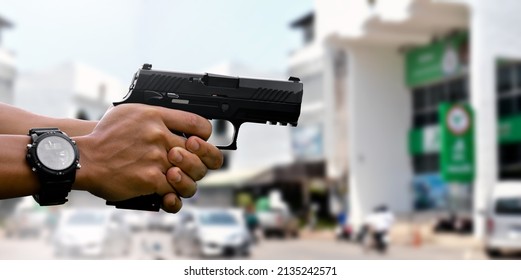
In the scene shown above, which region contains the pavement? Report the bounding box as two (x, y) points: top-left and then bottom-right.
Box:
(298, 221), (487, 259)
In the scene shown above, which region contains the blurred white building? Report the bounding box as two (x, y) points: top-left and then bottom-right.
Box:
(290, 0), (521, 238)
(15, 61), (127, 120)
(0, 15), (15, 105)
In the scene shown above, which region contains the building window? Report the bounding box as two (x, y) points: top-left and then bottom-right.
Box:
(497, 60), (521, 179)
(412, 153), (439, 174)
(412, 76), (468, 129)
(410, 76), (469, 176)
(496, 63), (521, 118)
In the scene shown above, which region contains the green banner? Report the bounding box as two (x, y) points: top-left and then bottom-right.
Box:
(406, 32), (469, 87)
(408, 125), (440, 155)
(499, 114), (521, 143)
(439, 103), (474, 182)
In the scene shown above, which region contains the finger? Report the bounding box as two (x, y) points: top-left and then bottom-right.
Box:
(166, 167), (197, 198)
(157, 107), (212, 140)
(168, 147), (207, 181)
(186, 136), (224, 170)
(163, 132), (187, 154)
(146, 168), (181, 198)
(162, 193), (183, 213)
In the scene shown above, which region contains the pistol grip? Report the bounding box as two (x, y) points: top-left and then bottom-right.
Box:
(106, 193), (162, 211)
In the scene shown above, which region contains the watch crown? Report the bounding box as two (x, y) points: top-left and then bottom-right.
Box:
(76, 163), (82, 169)
(31, 167), (37, 172)
(27, 144), (32, 149)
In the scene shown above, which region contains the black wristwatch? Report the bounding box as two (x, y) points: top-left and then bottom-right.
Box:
(26, 128), (81, 206)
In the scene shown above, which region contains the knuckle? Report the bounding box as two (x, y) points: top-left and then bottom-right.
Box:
(167, 148), (176, 164)
(167, 167), (181, 184)
(177, 150), (206, 181)
(142, 168), (163, 189)
(146, 127), (166, 143)
(185, 113), (200, 131)
(141, 106), (160, 119)
(147, 148), (164, 162)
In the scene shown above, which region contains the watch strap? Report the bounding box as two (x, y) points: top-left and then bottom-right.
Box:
(33, 181), (71, 206)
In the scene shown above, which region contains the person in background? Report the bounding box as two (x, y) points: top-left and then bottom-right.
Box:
(244, 204), (259, 244)
(364, 205), (395, 253)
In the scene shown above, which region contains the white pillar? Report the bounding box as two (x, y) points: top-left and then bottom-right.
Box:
(470, 0), (521, 238)
(346, 43), (413, 229)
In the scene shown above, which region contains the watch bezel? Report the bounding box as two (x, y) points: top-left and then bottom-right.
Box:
(27, 131), (80, 177)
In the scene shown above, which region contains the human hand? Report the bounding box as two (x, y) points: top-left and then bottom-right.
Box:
(73, 104), (223, 213)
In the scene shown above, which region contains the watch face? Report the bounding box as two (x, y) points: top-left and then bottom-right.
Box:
(36, 135), (76, 171)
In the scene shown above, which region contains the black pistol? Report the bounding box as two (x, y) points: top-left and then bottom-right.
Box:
(106, 64), (303, 211)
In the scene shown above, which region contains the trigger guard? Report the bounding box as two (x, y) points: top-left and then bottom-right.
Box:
(217, 142), (238, 150)
(215, 122), (241, 150)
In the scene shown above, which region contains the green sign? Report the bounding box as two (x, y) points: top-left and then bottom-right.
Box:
(406, 32), (469, 87)
(410, 114), (521, 155)
(408, 125), (440, 155)
(439, 103), (474, 182)
(499, 114), (521, 143)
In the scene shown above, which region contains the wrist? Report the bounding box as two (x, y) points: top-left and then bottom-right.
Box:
(71, 135), (99, 193)
(59, 118), (97, 137)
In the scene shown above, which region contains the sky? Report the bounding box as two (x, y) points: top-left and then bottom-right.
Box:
(0, 0), (313, 81)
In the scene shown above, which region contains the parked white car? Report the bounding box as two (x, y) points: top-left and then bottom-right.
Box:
(147, 211), (179, 232)
(485, 182), (521, 258)
(4, 197), (50, 239)
(121, 211), (147, 232)
(51, 208), (132, 259)
(172, 207), (251, 258)
(257, 208), (299, 239)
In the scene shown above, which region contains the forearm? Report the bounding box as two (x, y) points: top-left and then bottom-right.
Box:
(0, 135), (39, 198)
(0, 103), (97, 136)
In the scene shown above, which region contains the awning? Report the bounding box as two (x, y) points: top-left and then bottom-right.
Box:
(198, 160), (326, 189)
(198, 167), (274, 189)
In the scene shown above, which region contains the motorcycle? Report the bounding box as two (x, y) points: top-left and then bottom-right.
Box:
(358, 225), (390, 253)
(335, 224), (353, 241)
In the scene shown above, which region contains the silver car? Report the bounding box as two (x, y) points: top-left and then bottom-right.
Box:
(51, 208), (132, 259)
(172, 207), (251, 258)
(485, 182), (521, 258)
